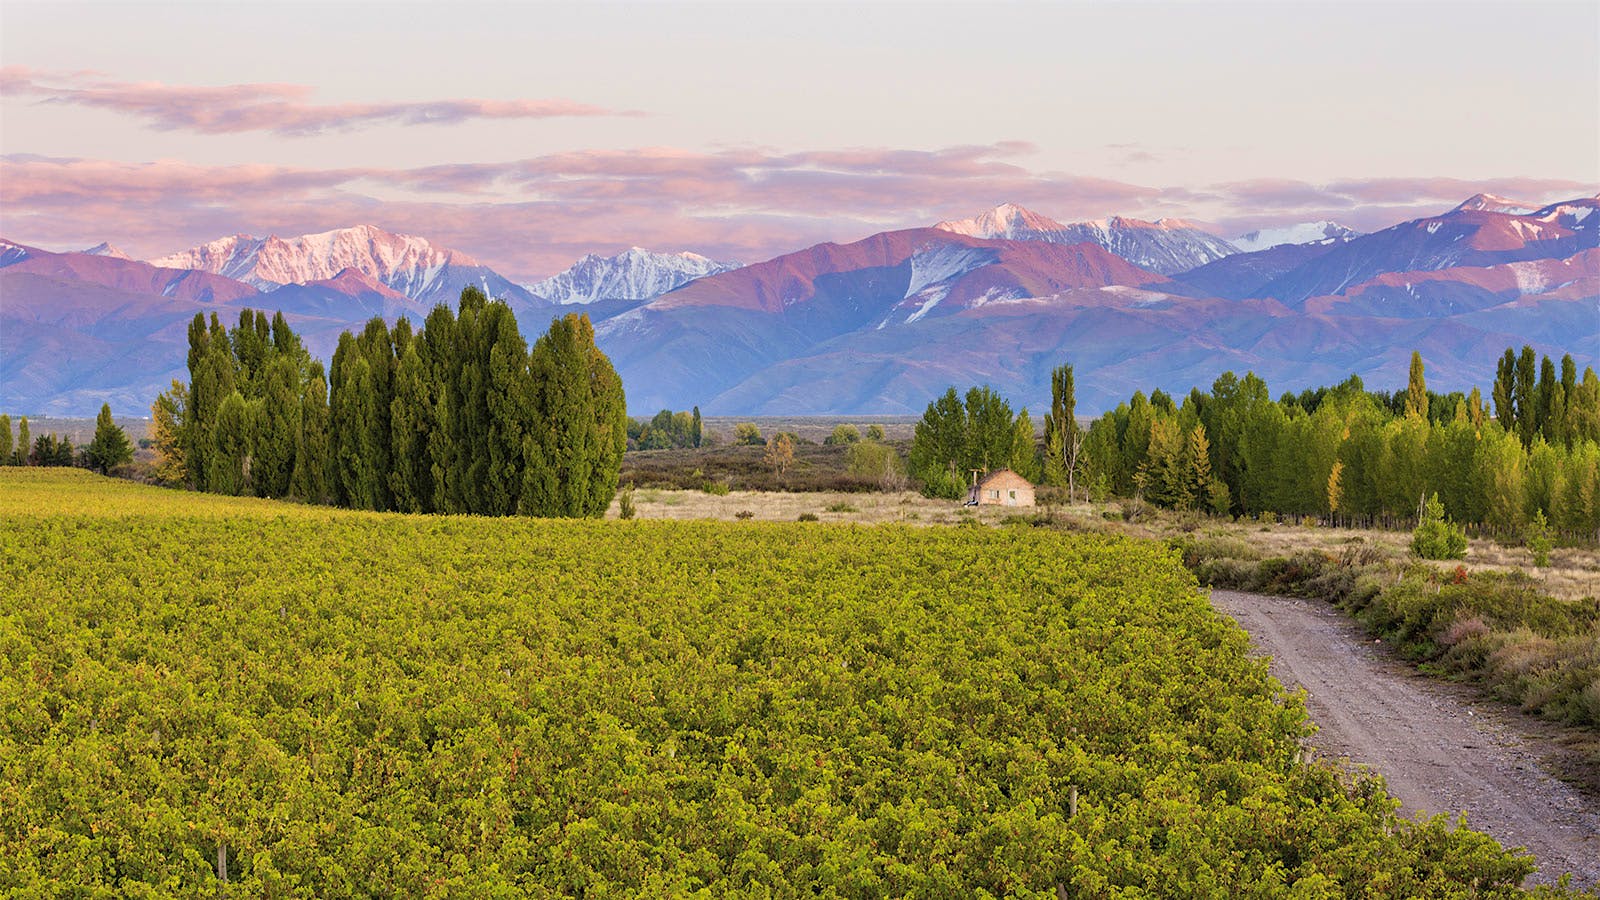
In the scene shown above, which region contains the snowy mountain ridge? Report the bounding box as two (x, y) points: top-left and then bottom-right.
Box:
(528, 246), (740, 304)
(1453, 193), (1541, 215)
(82, 242), (133, 260)
(934, 203), (1238, 274)
(1231, 221), (1362, 253)
(147, 224), (541, 307)
(149, 224), (475, 297)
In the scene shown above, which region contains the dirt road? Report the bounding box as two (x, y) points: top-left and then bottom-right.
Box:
(1210, 589), (1600, 889)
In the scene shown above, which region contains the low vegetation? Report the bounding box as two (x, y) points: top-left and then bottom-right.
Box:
(0, 469), (1555, 895)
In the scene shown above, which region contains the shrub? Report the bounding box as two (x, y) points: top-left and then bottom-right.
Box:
(1411, 493), (1467, 560)
(1121, 499), (1152, 523)
(617, 484), (636, 520)
(1525, 509), (1552, 567)
(824, 501), (856, 513)
(823, 425), (860, 446)
(796, 512), (819, 522)
(735, 510), (754, 520)
(703, 481), (732, 496)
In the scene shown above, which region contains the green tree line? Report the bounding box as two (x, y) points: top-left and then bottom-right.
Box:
(1078, 348), (1600, 537)
(153, 286), (626, 517)
(628, 406), (702, 450)
(0, 405), (133, 473)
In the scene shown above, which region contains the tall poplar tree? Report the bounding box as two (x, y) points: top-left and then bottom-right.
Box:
(0, 414), (11, 466)
(1405, 351), (1428, 419)
(15, 417), (29, 465)
(1492, 348), (1516, 431)
(1515, 345), (1538, 446)
(1043, 364), (1077, 488)
(1536, 356), (1557, 442)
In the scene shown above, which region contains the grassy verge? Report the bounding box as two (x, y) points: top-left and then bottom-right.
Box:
(1170, 530), (1600, 793)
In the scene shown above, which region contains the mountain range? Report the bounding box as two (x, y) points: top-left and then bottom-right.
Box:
(2, 196), (1595, 417)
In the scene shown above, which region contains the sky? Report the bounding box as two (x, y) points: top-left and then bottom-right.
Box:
(2, 0), (1597, 282)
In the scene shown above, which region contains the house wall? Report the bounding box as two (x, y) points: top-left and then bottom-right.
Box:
(971, 473), (1035, 507)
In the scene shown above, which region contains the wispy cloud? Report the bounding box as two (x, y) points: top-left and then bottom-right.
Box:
(2, 148), (1594, 280)
(0, 66), (638, 136)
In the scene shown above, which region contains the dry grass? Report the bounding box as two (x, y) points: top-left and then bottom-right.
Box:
(610, 488), (1041, 526)
(610, 489), (1600, 601)
(1099, 505), (1600, 603)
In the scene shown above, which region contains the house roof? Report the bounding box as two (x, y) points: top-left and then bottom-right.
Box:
(974, 468), (1033, 490)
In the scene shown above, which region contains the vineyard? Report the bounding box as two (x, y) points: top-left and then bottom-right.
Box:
(0, 469), (1544, 896)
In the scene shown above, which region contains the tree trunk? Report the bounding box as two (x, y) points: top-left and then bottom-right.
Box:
(217, 838), (228, 894)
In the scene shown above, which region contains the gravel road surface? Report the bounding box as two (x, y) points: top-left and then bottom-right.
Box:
(1211, 589), (1599, 889)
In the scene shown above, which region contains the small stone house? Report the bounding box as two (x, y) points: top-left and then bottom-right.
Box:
(967, 468), (1035, 507)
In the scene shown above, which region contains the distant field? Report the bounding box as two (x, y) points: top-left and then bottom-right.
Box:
(0, 470), (1538, 896)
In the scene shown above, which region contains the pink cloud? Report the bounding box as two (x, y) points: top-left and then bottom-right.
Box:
(3, 148), (1596, 281)
(0, 66), (637, 136)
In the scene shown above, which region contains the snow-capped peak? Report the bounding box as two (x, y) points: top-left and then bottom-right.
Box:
(148, 224), (479, 298)
(1231, 221), (1362, 253)
(1453, 193), (1540, 215)
(528, 247), (741, 304)
(934, 203), (1068, 239)
(82, 242), (133, 260)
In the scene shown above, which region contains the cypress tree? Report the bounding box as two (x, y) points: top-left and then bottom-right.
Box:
(452, 287), (491, 513)
(230, 309), (272, 397)
(255, 356), (301, 497)
(484, 303), (531, 516)
(1405, 351), (1428, 419)
(85, 403), (133, 474)
(292, 361), (332, 504)
(187, 313), (237, 490)
(521, 312), (626, 517)
(691, 406), (703, 448)
(0, 414), (11, 466)
(420, 303), (459, 512)
(355, 317), (398, 511)
(208, 391), (255, 496)
(390, 341), (434, 513)
(331, 334), (383, 510)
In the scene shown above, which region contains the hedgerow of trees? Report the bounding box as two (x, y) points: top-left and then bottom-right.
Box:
(628, 406), (703, 450)
(153, 286), (626, 517)
(1077, 347), (1600, 539)
(0, 408), (132, 471)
